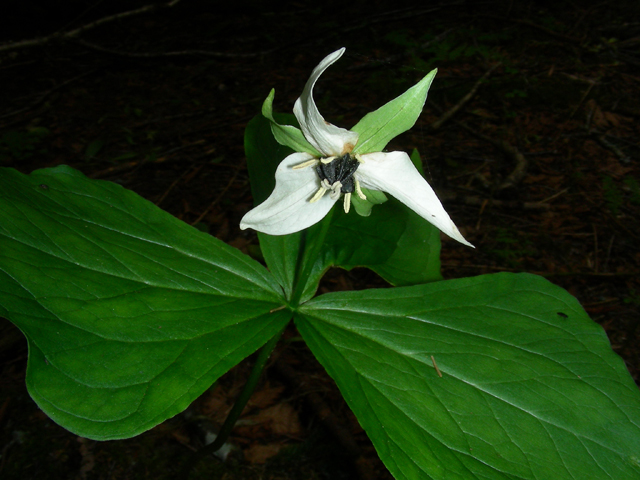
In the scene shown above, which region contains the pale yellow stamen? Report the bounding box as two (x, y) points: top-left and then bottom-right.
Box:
(355, 178), (366, 200)
(343, 193), (351, 213)
(321, 179), (332, 190)
(292, 158), (319, 170)
(309, 187), (327, 203)
(354, 154), (365, 163)
(310, 179), (333, 203)
(329, 181), (342, 200)
(321, 156), (336, 164)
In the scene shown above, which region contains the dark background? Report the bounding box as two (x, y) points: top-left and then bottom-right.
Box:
(1, 1), (639, 478)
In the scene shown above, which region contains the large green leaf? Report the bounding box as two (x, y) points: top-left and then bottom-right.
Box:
(324, 148), (441, 286)
(322, 197), (441, 286)
(0, 166), (290, 440)
(244, 114), (441, 304)
(297, 273), (640, 480)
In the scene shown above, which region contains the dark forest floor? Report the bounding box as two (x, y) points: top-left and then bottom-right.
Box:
(1, 1), (639, 478)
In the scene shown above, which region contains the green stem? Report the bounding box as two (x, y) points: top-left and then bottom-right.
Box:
(183, 325), (286, 477)
(290, 228), (308, 301)
(289, 208), (334, 306)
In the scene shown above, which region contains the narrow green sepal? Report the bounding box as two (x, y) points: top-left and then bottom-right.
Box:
(352, 69), (438, 155)
(261, 89), (320, 156)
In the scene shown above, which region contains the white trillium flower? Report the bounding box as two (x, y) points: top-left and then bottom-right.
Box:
(240, 48), (473, 248)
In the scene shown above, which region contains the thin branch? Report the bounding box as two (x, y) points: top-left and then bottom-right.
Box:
(593, 134), (631, 163)
(0, 70), (96, 123)
(478, 14), (583, 45)
(494, 139), (528, 191)
(191, 169), (241, 225)
(0, 0), (182, 53)
(429, 74), (529, 193)
(74, 38), (279, 58)
(566, 74), (599, 118)
(454, 121), (529, 191)
(155, 165), (203, 207)
(342, 5), (449, 34)
(430, 63), (500, 130)
(348, 28), (456, 71)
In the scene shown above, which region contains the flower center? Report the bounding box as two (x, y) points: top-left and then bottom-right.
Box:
(315, 153), (360, 196)
(296, 153), (366, 213)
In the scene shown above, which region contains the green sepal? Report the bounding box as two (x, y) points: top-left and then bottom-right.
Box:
(351, 188), (387, 217)
(261, 89), (320, 156)
(352, 69), (437, 155)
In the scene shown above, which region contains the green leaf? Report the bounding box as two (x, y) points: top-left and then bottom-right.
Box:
(261, 89), (320, 156)
(325, 198), (442, 285)
(0, 166), (289, 440)
(352, 69), (437, 155)
(297, 273), (640, 480)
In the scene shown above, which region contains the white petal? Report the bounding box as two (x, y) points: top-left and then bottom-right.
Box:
(240, 152), (337, 235)
(357, 152), (474, 247)
(293, 48), (359, 157)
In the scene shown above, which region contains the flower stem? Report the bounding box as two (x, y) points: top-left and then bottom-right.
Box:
(289, 208), (334, 306)
(182, 324), (286, 477)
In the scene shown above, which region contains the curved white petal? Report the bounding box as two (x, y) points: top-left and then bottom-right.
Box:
(240, 152), (337, 235)
(357, 151), (474, 247)
(293, 48), (359, 157)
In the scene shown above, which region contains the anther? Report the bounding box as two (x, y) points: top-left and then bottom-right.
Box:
(355, 179), (366, 200)
(310, 187), (327, 203)
(329, 181), (342, 200)
(292, 159), (319, 170)
(343, 193), (351, 213)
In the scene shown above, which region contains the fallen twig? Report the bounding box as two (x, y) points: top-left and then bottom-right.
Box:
(567, 75), (599, 118)
(348, 28), (456, 71)
(430, 63), (500, 130)
(0, 70), (96, 123)
(0, 0), (182, 53)
(74, 38), (279, 59)
(454, 121), (529, 192)
(478, 14), (583, 45)
(593, 133), (631, 163)
(191, 169), (241, 225)
(428, 65), (529, 192)
(155, 165), (203, 207)
(342, 5), (448, 35)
